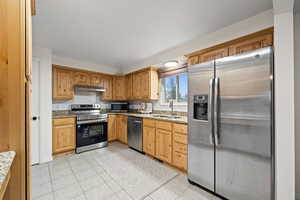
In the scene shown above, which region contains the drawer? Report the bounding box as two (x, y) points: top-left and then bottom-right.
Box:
(156, 120), (172, 131)
(173, 151), (187, 170)
(53, 117), (75, 126)
(173, 133), (187, 144)
(143, 118), (156, 127)
(173, 141), (187, 154)
(173, 123), (187, 135)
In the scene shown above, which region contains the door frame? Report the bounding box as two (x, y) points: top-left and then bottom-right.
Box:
(31, 57), (41, 165)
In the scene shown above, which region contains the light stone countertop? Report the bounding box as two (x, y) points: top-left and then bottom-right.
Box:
(52, 111), (188, 124)
(108, 113), (188, 124)
(0, 151), (16, 190)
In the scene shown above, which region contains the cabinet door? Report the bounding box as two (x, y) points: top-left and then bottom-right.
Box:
(188, 55), (199, 66)
(90, 73), (103, 87)
(113, 76), (126, 100)
(132, 73), (141, 100)
(228, 34), (273, 56)
(199, 47), (229, 63)
(102, 75), (113, 100)
(125, 74), (133, 100)
(156, 129), (172, 163)
(120, 116), (128, 144)
(108, 115), (117, 141)
(139, 71), (150, 99)
(143, 126), (156, 156)
(53, 67), (74, 99)
(53, 123), (75, 154)
(73, 71), (90, 86)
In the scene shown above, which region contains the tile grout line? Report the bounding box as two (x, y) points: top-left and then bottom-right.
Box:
(141, 173), (180, 199)
(92, 153), (135, 200)
(67, 155), (89, 200)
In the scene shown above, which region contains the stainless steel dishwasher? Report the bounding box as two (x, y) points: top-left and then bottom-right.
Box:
(128, 117), (143, 152)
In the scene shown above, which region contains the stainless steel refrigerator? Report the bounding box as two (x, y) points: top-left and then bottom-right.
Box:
(187, 47), (274, 200)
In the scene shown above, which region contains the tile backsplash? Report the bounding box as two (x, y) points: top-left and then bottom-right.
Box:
(52, 91), (110, 110)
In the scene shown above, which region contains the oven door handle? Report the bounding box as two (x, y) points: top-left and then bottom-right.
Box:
(77, 119), (107, 125)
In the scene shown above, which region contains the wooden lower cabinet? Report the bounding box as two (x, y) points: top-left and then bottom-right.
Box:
(143, 119), (156, 157)
(172, 123), (188, 170)
(117, 115), (128, 144)
(142, 120), (188, 171)
(156, 128), (172, 163)
(52, 118), (76, 154)
(108, 115), (117, 142)
(173, 152), (187, 170)
(108, 114), (128, 144)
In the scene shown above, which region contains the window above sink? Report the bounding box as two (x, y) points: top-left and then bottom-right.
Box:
(160, 73), (188, 106)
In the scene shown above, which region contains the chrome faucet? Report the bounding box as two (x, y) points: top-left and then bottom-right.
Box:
(169, 100), (174, 116)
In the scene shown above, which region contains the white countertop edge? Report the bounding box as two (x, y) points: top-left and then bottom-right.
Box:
(0, 151), (16, 189)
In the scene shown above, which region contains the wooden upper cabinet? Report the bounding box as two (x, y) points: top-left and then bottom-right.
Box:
(113, 76), (126, 100)
(125, 74), (133, 100)
(53, 66), (74, 100)
(187, 27), (273, 66)
(188, 56), (199, 66)
(132, 68), (159, 100)
(90, 73), (103, 87)
(199, 47), (228, 63)
(101, 75), (113, 100)
(73, 71), (90, 86)
(228, 33), (273, 56)
(132, 73), (142, 99)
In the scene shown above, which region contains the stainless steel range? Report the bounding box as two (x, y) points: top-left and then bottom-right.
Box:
(71, 104), (108, 153)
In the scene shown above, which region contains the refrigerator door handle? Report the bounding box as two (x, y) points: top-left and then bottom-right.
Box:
(214, 77), (220, 145)
(208, 78), (214, 145)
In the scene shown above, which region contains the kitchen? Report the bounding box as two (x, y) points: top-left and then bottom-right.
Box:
(0, 0), (298, 200)
(36, 27), (273, 200)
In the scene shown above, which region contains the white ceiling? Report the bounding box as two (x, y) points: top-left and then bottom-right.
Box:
(33, 0), (272, 69)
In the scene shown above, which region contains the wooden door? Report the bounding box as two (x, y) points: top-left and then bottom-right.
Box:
(139, 71), (150, 99)
(90, 73), (103, 87)
(53, 67), (74, 99)
(172, 123), (188, 170)
(132, 73), (141, 99)
(108, 115), (117, 141)
(228, 34), (273, 56)
(101, 75), (113, 100)
(156, 129), (172, 163)
(119, 116), (128, 144)
(143, 126), (156, 156)
(199, 47), (229, 63)
(52, 119), (76, 154)
(188, 55), (199, 66)
(113, 76), (126, 100)
(73, 71), (90, 86)
(125, 74), (133, 100)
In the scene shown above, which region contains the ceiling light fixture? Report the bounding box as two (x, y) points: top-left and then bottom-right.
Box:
(163, 60), (179, 68)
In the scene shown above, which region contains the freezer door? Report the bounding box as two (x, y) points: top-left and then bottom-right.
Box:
(187, 61), (215, 191)
(215, 47), (273, 200)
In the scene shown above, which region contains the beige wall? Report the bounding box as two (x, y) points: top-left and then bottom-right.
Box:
(122, 9), (274, 73)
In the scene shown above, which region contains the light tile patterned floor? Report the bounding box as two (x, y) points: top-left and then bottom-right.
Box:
(32, 142), (220, 200)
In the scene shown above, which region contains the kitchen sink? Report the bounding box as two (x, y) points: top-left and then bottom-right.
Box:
(152, 114), (181, 119)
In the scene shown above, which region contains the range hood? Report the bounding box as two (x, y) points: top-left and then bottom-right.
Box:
(74, 85), (106, 92)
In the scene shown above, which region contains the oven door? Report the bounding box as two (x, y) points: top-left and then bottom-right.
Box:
(76, 120), (107, 148)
